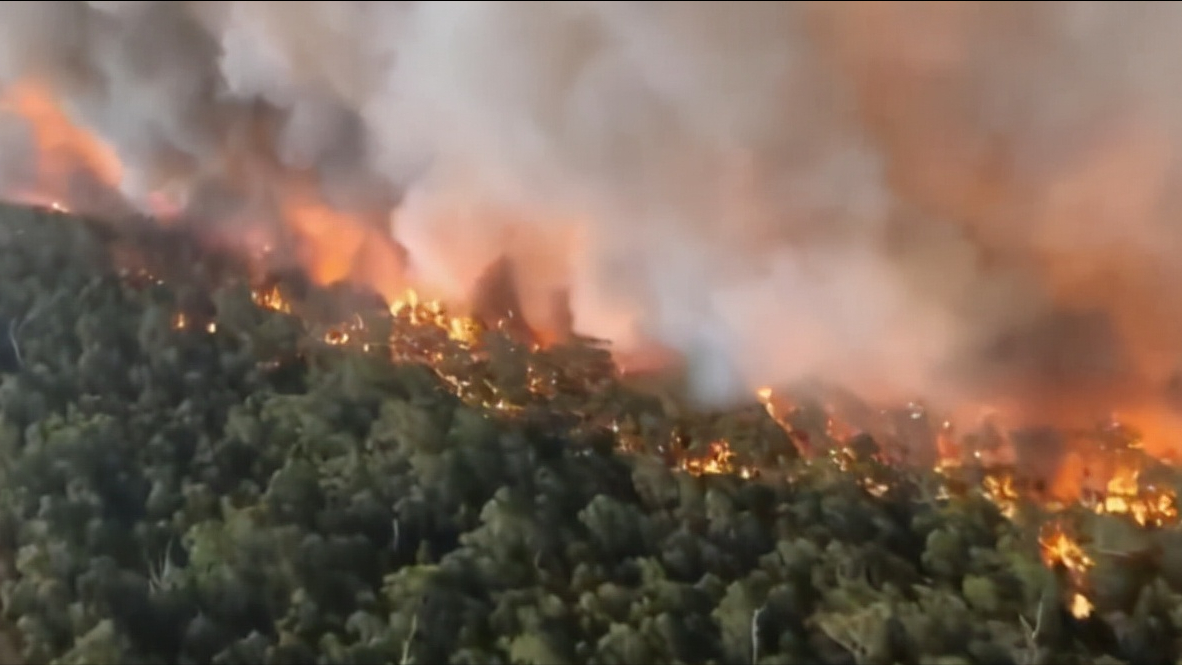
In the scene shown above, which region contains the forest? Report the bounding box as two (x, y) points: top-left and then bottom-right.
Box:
(0, 202), (1175, 664)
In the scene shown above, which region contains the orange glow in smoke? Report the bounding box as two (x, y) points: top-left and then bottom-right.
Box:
(0, 80), (123, 206)
(282, 192), (408, 302)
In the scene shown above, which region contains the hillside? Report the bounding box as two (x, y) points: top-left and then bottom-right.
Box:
(0, 203), (1173, 665)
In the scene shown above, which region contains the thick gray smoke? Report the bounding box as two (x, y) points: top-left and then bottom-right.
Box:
(0, 1), (1180, 421)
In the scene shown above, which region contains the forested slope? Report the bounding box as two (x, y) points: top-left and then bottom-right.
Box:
(0, 204), (1173, 665)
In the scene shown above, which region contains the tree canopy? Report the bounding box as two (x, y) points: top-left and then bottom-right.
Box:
(0, 203), (1173, 665)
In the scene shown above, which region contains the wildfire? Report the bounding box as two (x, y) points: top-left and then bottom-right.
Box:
(324, 329), (350, 346)
(1071, 593), (1093, 620)
(1039, 523), (1097, 618)
(216, 277), (763, 479)
(756, 386), (776, 416)
(7, 70), (1182, 631)
(170, 312), (218, 335)
(982, 474), (1021, 519)
(252, 287), (293, 314)
(1040, 524), (1094, 576)
(390, 289), (483, 346)
(677, 440), (756, 479)
(1091, 462), (1178, 527)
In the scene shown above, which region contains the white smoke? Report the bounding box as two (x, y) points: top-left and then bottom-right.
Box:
(0, 1), (1180, 417)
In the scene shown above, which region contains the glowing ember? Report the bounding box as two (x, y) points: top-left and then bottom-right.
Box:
(324, 329), (350, 345)
(934, 420), (959, 466)
(171, 313), (218, 335)
(863, 481), (891, 498)
(756, 386), (775, 415)
(1071, 592), (1093, 619)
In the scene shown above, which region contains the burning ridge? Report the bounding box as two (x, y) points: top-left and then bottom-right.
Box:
(0, 201), (1179, 662)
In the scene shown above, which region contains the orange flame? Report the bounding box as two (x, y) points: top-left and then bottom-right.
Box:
(1070, 592), (1093, 619)
(253, 286), (293, 314)
(1039, 523), (1094, 584)
(1039, 522), (1097, 617)
(679, 440), (756, 479)
(281, 192), (408, 302)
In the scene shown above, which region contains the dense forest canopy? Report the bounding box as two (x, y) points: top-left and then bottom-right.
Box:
(0, 203), (1176, 665)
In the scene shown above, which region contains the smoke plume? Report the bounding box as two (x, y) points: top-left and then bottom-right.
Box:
(0, 1), (1180, 425)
